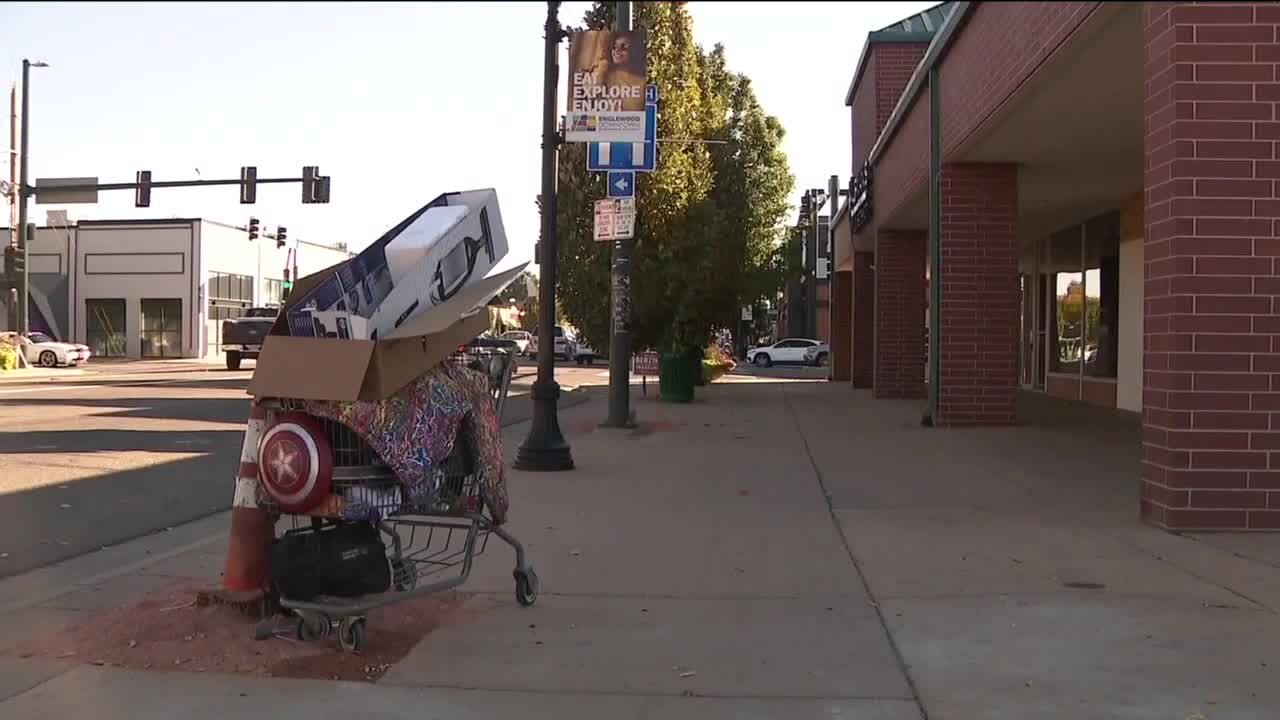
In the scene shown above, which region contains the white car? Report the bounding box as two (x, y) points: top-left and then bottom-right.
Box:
(2, 331), (91, 368)
(499, 330), (533, 355)
(552, 325), (577, 361)
(746, 338), (822, 368)
(522, 326), (576, 360)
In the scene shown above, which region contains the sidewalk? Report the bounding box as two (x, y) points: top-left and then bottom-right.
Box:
(0, 377), (1276, 718)
(0, 367), (88, 383)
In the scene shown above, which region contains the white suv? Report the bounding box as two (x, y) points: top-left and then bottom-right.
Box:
(746, 338), (821, 368)
(552, 325), (577, 361)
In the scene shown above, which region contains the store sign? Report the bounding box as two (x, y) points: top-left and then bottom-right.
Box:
(849, 164), (873, 233)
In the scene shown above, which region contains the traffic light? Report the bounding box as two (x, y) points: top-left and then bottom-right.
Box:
(301, 166), (330, 204)
(239, 166), (257, 204)
(135, 170), (151, 208)
(799, 192), (812, 225)
(3, 246), (15, 279)
(248, 217), (260, 241)
(275, 226), (287, 249)
(282, 267), (292, 300)
(302, 166), (318, 204)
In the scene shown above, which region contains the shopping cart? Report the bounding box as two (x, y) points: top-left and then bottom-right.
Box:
(251, 337), (535, 653)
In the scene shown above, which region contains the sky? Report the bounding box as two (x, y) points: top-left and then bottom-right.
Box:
(1, 1), (937, 275)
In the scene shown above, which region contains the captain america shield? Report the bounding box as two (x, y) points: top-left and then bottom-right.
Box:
(257, 413), (333, 513)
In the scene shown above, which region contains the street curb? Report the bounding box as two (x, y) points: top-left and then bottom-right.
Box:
(0, 513), (230, 614)
(0, 369), (87, 384)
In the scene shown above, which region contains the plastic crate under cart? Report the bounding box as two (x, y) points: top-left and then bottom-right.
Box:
(250, 339), (536, 653)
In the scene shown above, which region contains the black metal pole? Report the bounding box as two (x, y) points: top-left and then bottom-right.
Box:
(925, 66), (942, 427)
(515, 0), (574, 472)
(16, 59), (30, 334)
(603, 0), (635, 429)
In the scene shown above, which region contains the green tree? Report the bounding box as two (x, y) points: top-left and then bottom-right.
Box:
(556, 1), (793, 353)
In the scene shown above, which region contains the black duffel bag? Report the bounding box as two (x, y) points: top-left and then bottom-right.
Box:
(270, 521), (391, 601)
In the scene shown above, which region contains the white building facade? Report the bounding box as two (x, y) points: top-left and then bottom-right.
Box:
(2, 218), (350, 360)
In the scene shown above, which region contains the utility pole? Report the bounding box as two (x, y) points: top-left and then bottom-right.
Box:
(16, 59), (32, 334)
(603, 0), (635, 429)
(515, 0), (574, 472)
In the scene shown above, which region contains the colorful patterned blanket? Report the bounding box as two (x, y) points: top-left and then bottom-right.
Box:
(302, 361), (509, 525)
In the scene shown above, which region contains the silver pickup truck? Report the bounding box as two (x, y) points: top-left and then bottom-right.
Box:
(220, 307), (278, 370)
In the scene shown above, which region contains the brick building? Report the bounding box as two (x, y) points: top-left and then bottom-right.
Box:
(829, 2), (1280, 531)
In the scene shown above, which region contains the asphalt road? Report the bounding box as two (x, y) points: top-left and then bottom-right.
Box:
(0, 361), (607, 580)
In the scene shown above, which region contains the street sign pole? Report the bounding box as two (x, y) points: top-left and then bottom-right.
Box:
(16, 60), (31, 334)
(603, 0), (636, 429)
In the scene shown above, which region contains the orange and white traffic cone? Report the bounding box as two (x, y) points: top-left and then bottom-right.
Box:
(199, 400), (275, 614)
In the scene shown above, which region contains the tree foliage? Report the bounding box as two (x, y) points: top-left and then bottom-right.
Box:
(555, 1), (794, 351)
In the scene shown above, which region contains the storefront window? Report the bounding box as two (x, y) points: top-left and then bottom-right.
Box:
(1048, 226), (1083, 376)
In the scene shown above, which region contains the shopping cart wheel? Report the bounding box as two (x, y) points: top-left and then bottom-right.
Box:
(338, 617), (367, 654)
(296, 612), (330, 643)
(514, 568), (538, 607)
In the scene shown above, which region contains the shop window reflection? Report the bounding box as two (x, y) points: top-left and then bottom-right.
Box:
(1048, 226), (1082, 376)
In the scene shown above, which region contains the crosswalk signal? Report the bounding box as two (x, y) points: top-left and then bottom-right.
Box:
(248, 217), (260, 241)
(239, 166), (257, 204)
(275, 226), (287, 249)
(135, 170), (151, 208)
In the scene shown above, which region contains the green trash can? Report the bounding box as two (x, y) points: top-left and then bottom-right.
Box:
(659, 350), (697, 403)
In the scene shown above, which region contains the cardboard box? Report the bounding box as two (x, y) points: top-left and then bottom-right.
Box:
(284, 189), (509, 341)
(248, 262), (529, 403)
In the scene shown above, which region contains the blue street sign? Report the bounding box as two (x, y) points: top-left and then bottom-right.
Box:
(588, 104), (657, 173)
(645, 84), (658, 104)
(607, 171), (635, 199)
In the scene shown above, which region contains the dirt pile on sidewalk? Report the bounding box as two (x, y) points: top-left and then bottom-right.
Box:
(8, 582), (471, 682)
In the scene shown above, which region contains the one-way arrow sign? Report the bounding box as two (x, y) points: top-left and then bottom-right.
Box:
(607, 170), (635, 199)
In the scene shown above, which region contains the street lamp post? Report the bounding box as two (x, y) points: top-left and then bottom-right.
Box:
(15, 58), (48, 334)
(515, 1), (574, 472)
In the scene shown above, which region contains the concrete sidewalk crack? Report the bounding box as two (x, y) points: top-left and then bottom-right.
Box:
(373, 680), (917, 703)
(1124, 541), (1277, 615)
(466, 590), (869, 601)
(781, 385), (930, 720)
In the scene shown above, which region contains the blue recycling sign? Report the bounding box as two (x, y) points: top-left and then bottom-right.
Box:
(588, 86), (657, 174)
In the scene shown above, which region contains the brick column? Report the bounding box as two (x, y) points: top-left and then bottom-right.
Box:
(1142, 2), (1280, 531)
(935, 163), (1020, 427)
(830, 270), (852, 382)
(853, 251), (875, 388)
(875, 230), (926, 399)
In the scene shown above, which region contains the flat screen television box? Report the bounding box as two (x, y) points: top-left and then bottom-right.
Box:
(286, 189), (509, 341)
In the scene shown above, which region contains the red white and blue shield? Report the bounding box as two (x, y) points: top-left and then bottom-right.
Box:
(257, 413), (333, 513)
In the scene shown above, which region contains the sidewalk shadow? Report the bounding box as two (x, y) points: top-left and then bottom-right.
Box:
(0, 428), (243, 454)
(0, 450), (237, 580)
(0, 396), (252, 425)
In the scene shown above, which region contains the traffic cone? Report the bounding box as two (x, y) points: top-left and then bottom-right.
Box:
(198, 400), (275, 615)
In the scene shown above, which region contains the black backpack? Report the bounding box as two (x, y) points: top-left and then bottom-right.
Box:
(270, 520), (391, 601)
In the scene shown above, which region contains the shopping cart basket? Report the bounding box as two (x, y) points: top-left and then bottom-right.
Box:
(252, 337), (535, 653)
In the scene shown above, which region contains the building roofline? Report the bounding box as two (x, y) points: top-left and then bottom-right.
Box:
(844, 2), (955, 107)
(867, 1), (973, 167)
(75, 218), (200, 227)
(844, 35), (936, 107)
